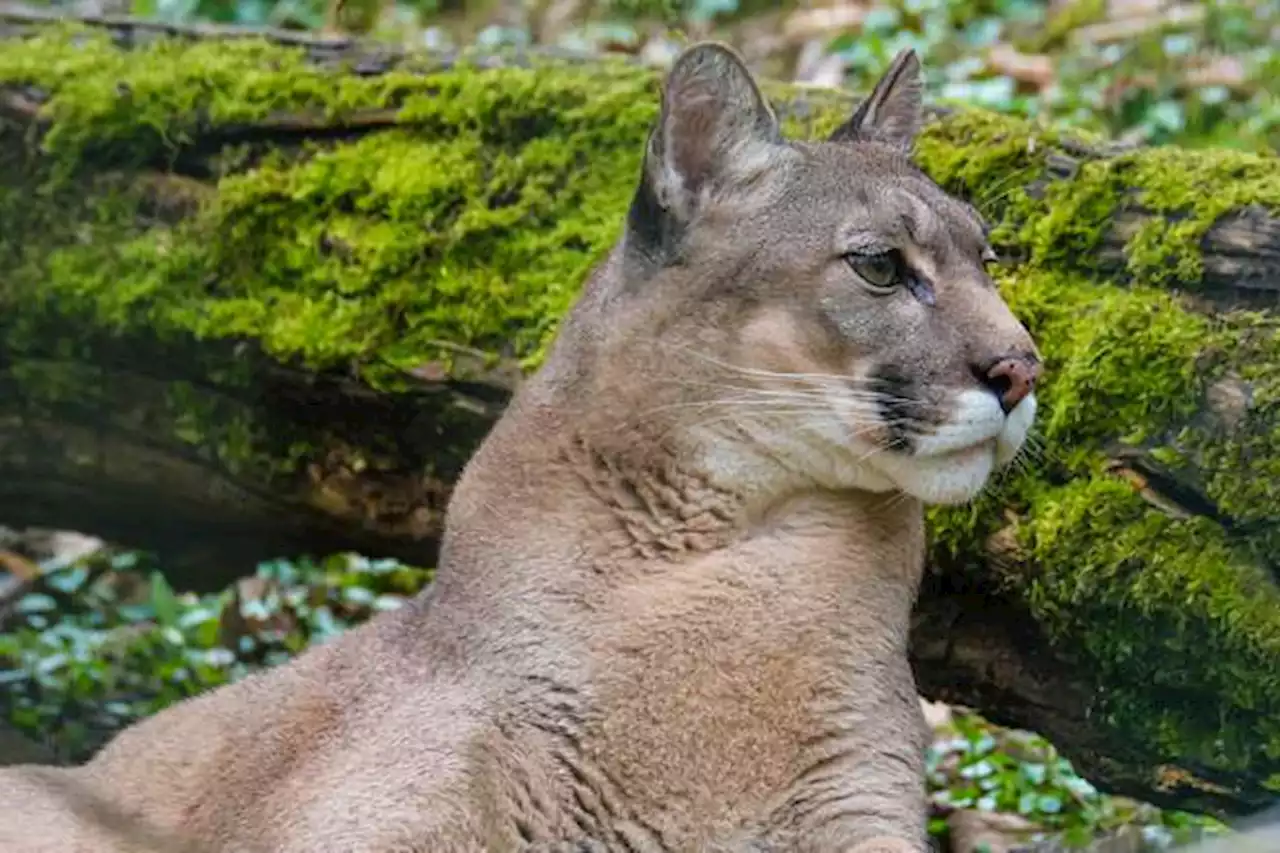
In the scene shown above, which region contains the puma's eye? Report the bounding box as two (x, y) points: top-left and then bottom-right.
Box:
(846, 250), (904, 292)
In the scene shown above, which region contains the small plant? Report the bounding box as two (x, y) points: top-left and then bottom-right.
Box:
(926, 707), (1225, 849)
(0, 549), (431, 760)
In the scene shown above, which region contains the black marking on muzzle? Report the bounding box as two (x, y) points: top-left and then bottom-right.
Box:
(867, 363), (919, 453)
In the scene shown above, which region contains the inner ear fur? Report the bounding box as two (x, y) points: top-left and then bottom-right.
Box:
(643, 41), (782, 222)
(828, 49), (924, 152)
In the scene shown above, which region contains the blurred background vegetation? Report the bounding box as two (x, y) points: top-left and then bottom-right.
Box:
(15, 0), (1278, 151)
(1, 0), (1276, 849)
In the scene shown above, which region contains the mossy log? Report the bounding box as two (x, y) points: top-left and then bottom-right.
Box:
(3, 9), (1280, 818)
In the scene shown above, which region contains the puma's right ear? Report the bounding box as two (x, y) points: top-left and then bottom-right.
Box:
(829, 49), (924, 152)
(643, 42), (782, 223)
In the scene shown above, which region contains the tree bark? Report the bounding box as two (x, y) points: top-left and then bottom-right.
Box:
(2, 7), (1280, 818)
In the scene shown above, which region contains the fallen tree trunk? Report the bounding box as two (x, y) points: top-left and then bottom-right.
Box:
(2, 8), (1280, 818)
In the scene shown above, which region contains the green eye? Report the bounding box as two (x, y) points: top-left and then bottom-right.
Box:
(846, 250), (903, 291)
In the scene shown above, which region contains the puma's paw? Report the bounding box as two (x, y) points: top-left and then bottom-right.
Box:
(846, 836), (922, 853)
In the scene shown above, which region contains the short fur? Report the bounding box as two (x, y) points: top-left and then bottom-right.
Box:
(0, 43), (1040, 852)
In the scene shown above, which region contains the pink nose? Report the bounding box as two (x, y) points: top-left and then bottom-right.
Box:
(982, 355), (1040, 413)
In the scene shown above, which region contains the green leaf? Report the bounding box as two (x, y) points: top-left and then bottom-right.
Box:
(17, 594), (57, 614)
(149, 572), (181, 627)
(1020, 762), (1048, 785)
(1037, 794), (1064, 815)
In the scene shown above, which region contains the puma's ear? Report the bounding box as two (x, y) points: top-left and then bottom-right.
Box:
(644, 41), (781, 221)
(828, 49), (923, 152)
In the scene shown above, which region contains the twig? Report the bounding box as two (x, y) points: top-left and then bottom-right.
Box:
(0, 549), (40, 582)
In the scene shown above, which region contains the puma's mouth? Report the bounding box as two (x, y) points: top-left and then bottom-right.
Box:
(869, 389), (1036, 505)
(912, 389), (1035, 466)
(705, 381), (1035, 505)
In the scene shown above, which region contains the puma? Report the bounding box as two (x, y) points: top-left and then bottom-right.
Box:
(0, 42), (1041, 852)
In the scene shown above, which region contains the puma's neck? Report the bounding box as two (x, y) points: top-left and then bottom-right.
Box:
(443, 380), (924, 585)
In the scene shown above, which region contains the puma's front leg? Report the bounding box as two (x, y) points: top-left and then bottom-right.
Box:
(780, 659), (932, 853)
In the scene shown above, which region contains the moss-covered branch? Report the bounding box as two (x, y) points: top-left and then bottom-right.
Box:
(3, 17), (1280, 818)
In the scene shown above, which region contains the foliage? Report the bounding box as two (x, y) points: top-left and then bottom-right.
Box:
(928, 708), (1226, 849)
(831, 0), (1278, 152)
(20, 0), (1280, 152)
(0, 549), (431, 761)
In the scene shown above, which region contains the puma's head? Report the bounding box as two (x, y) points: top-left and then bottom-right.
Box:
(562, 42), (1040, 506)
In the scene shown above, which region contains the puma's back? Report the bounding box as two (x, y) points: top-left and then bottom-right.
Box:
(0, 43), (1041, 853)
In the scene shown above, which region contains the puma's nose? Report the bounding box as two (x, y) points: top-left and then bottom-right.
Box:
(978, 354), (1040, 414)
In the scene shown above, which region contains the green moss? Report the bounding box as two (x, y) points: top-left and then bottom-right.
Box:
(1177, 312), (1280, 528)
(1115, 148), (1280, 287)
(915, 109), (1280, 291)
(0, 26), (663, 382)
(0, 25), (655, 168)
(0, 28), (328, 172)
(1017, 475), (1280, 772)
(186, 130), (641, 377)
(1001, 269), (1219, 448)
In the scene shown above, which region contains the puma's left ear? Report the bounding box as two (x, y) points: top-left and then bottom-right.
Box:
(643, 41), (782, 222)
(828, 49), (924, 152)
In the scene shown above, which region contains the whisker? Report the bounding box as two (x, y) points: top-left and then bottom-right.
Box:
(631, 386), (931, 427)
(651, 387), (905, 409)
(652, 342), (853, 385)
(653, 342), (930, 403)
(874, 490), (913, 514)
(657, 374), (933, 410)
(1020, 431), (1052, 465)
(635, 398), (876, 419)
(682, 410), (901, 449)
(682, 410), (905, 434)
(972, 171), (1027, 220)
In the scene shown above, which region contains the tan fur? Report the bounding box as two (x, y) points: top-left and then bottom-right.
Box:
(0, 44), (1040, 852)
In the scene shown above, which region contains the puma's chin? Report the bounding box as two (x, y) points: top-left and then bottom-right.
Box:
(881, 442), (997, 505)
